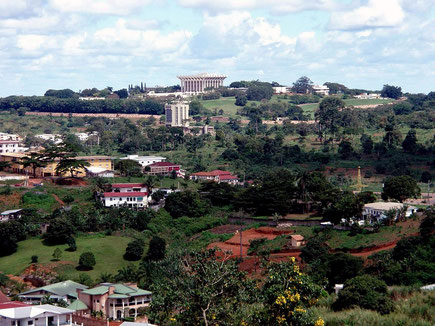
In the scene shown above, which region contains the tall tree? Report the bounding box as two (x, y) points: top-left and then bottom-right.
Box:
(402, 129), (418, 153)
(382, 175), (421, 202)
(316, 97), (345, 143)
(292, 76), (313, 94)
(20, 153), (47, 177)
(381, 84), (402, 99)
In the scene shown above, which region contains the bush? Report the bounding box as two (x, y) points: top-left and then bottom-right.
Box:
(62, 195), (75, 204)
(67, 237), (77, 252)
(144, 236), (166, 261)
(333, 275), (394, 314)
(31, 255), (38, 263)
(78, 252), (96, 270)
(124, 238), (145, 261)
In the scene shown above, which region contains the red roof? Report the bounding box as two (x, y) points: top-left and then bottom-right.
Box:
(0, 140), (20, 144)
(191, 170), (233, 177)
(103, 192), (148, 197)
(149, 162), (180, 167)
(219, 175), (238, 180)
(112, 183), (145, 188)
(0, 302), (29, 310)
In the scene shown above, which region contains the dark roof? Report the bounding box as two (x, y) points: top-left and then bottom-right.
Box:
(112, 183), (145, 188)
(149, 162), (179, 167)
(191, 170), (232, 177)
(103, 192), (148, 197)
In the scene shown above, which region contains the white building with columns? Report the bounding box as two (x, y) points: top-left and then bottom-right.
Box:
(178, 73), (227, 93)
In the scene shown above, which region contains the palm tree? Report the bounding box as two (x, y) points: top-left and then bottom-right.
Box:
(144, 176), (157, 196)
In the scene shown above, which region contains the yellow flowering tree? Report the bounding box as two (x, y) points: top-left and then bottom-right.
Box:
(256, 257), (324, 326)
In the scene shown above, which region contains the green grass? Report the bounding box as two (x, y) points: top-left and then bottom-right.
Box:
(0, 234), (134, 279)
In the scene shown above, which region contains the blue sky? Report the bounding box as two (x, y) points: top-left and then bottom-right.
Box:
(0, 0), (434, 96)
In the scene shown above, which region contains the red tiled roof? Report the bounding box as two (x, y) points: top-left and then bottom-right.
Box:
(149, 162), (180, 167)
(0, 302), (29, 310)
(0, 140), (20, 144)
(191, 170), (233, 177)
(103, 192), (148, 197)
(0, 291), (10, 303)
(112, 183), (145, 188)
(219, 175), (238, 180)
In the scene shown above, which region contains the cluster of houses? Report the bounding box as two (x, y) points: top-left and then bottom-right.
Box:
(0, 281), (155, 325)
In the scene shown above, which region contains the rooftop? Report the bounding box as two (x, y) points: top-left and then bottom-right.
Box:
(112, 183), (145, 188)
(191, 169), (233, 177)
(120, 155), (166, 161)
(66, 299), (88, 311)
(81, 284), (151, 297)
(177, 73), (227, 78)
(1, 209), (22, 215)
(20, 280), (88, 298)
(0, 304), (74, 319)
(363, 202), (413, 210)
(103, 192), (148, 198)
(149, 162), (179, 167)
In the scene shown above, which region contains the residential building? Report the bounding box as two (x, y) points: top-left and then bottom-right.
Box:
(119, 155), (166, 169)
(0, 153), (113, 178)
(165, 102), (189, 127)
(178, 73), (226, 93)
(111, 183), (148, 193)
(74, 132), (98, 142)
(362, 202), (417, 222)
(0, 140), (27, 154)
(101, 192), (148, 208)
(312, 85), (329, 96)
(0, 303), (74, 326)
(272, 86), (291, 94)
(35, 134), (62, 144)
(71, 283), (152, 320)
(0, 133), (21, 141)
(182, 125), (215, 136)
(19, 281), (88, 305)
(291, 235), (305, 247)
(146, 162), (181, 176)
(0, 209), (22, 222)
(190, 170), (239, 185)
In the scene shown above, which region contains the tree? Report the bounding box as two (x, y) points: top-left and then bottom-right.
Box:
(115, 159), (142, 177)
(52, 248), (62, 261)
(300, 237), (329, 264)
(31, 255), (38, 263)
(246, 85), (273, 101)
(325, 253), (363, 288)
(44, 89), (76, 98)
(164, 191), (210, 218)
(124, 238), (145, 261)
(381, 84), (402, 99)
(114, 88), (129, 99)
(0, 161), (11, 171)
(323, 191), (362, 224)
(333, 275), (394, 314)
(316, 97), (345, 143)
(20, 153), (46, 177)
(421, 171), (432, 183)
(79, 252), (96, 270)
(43, 218), (74, 245)
(382, 175), (421, 202)
(55, 158), (90, 178)
(338, 140), (355, 159)
(235, 93), (247, 106)
(292, 76), (313, 94)
(144, 236), (166, 261)
(360, 134), (373, 154)
(402, 129), (418, 153)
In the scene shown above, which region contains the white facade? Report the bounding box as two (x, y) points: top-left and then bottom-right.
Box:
(363, 202), (417, 222)
(0, 305), (74, 326)
(101, 192), (149, 208)
(74, 132), (98, 142)
(178, 73), (226, 93)
(0, 133), (21, 141)
(272, 86), (291, 94)
(35, 134), (62, 144)
(312, 85), (329, 96)
(0, 141), (27, 154)
(165, 103), (189, 127)
(120, 155), (166, 168)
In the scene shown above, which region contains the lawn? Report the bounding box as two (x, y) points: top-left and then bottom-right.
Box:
(0, 234), (134, 279)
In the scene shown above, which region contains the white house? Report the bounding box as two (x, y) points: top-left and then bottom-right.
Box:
(120, 155), (166, 169)
(0, 209), (22, 222)
(101, 192), (149, 208)
(85, 166), (114, 178)
(35, 134), (62, 144)
(111, 183), (148, 192)
(363, 202), (417, 223)
(0, 140), (27, 154)
(0, 133), (21, 141)
(312, 85), (329, 96)
(0, 303), (74, 326)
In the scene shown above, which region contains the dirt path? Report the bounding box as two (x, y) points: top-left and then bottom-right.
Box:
(52, 194), (65, 206)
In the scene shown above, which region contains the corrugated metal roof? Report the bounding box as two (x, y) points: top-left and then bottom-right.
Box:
(67, 299), (88, 311)
(20, 281), (88, 298)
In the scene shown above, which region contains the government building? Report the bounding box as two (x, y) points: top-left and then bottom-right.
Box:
(178, 73), (227, 93)
(165, 102), (190, 127)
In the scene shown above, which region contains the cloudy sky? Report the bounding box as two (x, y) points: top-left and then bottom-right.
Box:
(1, 0), (434, 96)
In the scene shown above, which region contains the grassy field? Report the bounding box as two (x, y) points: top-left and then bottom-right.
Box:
(0, 234), (134, 279)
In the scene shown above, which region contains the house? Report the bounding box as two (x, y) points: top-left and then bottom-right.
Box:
(0, 209), (22, 222)
(362, 202), (417, 223)
(101, 192), (148, 208)
(19, 281), (88, 305)
(35, 134), (62, 144)
(182, 125), (215, 136)
(70, 283), (152, 320)
(85, 166), (114, 178)
(0, 153), (113, 178)
(0, 133), (21, 141)
(146, 162), (181, 176)
(0, 140), (27, 154)
(291, 235), (305, 247)
(190, 170), (239, 185)
(111, 183), (148, 193)
(312, 85), (329, 96)
(120, 155), (166, 169)
(0, 303), (74, 326)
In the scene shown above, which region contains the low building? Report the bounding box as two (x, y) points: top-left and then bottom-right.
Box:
(120, 155), (166, 169)
(85, 166), (114, 178)
(362, 202), (417, 223)
(0, 209), (22, 222)
(146, 162), (181, 176)
(19, 281), (88, 305)
(35, 134), (62, 144)
(0, 140), (27, 154)
(0, 303), (74, 326)
(72, 283), (152, 320)
(291, 235), (305, 247)
(111, 183), (148, 192)
(190, 170), (239, 185)
(101, 192), (148, 208)
(182, 125), (215, 136)
(312, 85), (329, 96)
(272, 86), (291, 94)
(0, 133), (21, 141)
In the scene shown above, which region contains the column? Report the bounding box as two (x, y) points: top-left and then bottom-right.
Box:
(69, 313), (72, 325)
(57, 315), (60, 326)
(46, 317), (48, 326)
(122, 300), (125, 318)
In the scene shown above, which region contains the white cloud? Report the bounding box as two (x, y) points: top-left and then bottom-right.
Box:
(0, 0), (42, 18)
(329, 0), (405, 30)
(48, 0), (152, 15)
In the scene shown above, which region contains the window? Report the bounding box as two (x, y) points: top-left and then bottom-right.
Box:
(28, 321), (34, 325)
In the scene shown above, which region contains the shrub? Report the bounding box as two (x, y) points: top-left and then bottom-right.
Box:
(31, 255), (38, 263)
(124, 238), (145, 261)
(52, 248), (62, 261)
(62, 195), (75, 204)
(333, 275), (394, 314)
(144, 236), (166, 261)
(78, 252), (96, 270)
(67, 237), (77, 252)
